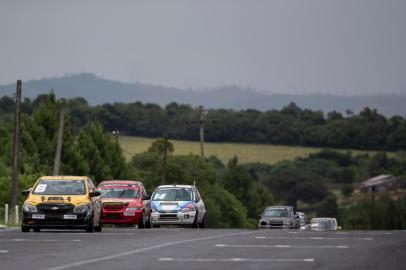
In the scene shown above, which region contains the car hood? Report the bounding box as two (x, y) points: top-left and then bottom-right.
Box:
(260, 217), (294, 222)
(25, 194), (90, 206)
(151, 201), (195, 212)
(101, 198), (138, 206)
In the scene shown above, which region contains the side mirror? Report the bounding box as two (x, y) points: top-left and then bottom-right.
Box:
(89, 191), (101, 197)
(295, 214), (299, 218)
(21, 189), (31, 196)
(142, 194), (151, 200)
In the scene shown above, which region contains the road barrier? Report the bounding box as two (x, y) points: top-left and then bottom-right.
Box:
(1, 204), (19, 225)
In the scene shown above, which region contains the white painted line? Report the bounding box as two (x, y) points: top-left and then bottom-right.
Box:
(45, 231), (257, 270)
(158, 257), (315, 262)
(215, 244), (348, 249)
(0, 250), (9, 253)
(256, 236), (373, 241)
(0, 239), (81, 242)
(336, 232), (391, 235)
(62, 232), (135, 235)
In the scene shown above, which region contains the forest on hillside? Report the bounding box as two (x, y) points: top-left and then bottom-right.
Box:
(1, 94), (405, 151)
(1, 93), (406, 229)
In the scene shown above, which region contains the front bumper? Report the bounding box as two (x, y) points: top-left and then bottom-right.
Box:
(258, 221), (296, 229)
(22, 212), (90, 229)
(150, 211), (196, 225)
(101, 209), (143, 224)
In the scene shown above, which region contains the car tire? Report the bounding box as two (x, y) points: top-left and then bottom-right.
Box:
(85, 218), (94, 233)
(94, 219), (102, 232)
(145, 218), (151, 229)
(138, 213), (145, 229)
(191, 212), (198, 228)
(199, 215), (205, 229)
(33, 227), (41, 232)
(21, 225), (30, 232)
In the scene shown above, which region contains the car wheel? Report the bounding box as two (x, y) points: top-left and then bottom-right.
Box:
(145, 218), (151, 229)
(199, 215), (205, 229)
(138, 213), (145, 229)
(94, 219), (102, 232)
(85, 217), (94, 233)
(21, 225), (30, 232)
(33, 227), (41, 232)
(191, 213), (198, 228)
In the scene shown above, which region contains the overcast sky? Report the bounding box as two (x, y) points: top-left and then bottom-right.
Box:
(1, 0), (405, 95)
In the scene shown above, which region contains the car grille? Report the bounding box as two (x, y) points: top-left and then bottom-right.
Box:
(103, 205), (125, 211)
(104, 213), (122, 220)
(269, 221), (284, 226)
(37, 203), (74, 215)
(159, 214), (179, 221)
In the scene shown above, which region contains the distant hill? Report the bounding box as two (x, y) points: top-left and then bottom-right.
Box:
(0, 73), (405, 116)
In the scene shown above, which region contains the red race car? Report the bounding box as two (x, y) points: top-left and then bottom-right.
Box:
(97, 180), (151, 228)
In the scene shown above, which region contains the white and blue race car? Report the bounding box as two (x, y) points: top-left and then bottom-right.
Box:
(150, 184), (206, 228)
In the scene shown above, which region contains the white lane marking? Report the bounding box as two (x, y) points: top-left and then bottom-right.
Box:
(335, 232), (391, 235)
(215, 244), (348, 249)
(60, 232), (135, 235)
(0, 250), (9, 253)
(158, 257), (315, 262)
(46, 231), (256, 270)
(0, 239), (81, 242)
(256, 236), (373, 241)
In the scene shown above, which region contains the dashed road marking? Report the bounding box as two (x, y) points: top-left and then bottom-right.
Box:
(215, 244), (348, 249)
(256, 236), (373, 241)
(158, 257), (315, 262)
(0, 250), (9, 253)
(335, 232), (391, 235)
(45, 231), (257, 270)
(0, 239), (81, 242)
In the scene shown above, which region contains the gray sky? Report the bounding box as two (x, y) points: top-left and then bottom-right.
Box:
(1, 0), (405, 95)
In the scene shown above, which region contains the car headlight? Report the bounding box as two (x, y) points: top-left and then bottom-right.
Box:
(73, 203), (92, 214)
(181, 204), (194, 213)
(151, 208), (157, 213)
(125, 207), (140, 212)
(284, 221), (293, 226)
(23, 203), (38, 213)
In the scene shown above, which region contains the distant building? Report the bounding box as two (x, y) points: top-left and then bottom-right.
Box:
(361, 174), (397, 193)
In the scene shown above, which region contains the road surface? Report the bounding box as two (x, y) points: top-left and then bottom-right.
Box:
(0, 227), (405, 270)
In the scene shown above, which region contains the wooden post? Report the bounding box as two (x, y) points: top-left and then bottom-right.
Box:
(161, 136), (168, 185)
(10, 80), (21, 224)
(199, 105), (205, 158)
(53, 108), (65, 175)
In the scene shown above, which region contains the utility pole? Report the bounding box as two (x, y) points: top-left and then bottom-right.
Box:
(199, 105), (205, 158)
(53, 108), (65, 176)
(112, 130), (120, 145)
(10, 80), (21, 224)
(161, 136), (168, 185)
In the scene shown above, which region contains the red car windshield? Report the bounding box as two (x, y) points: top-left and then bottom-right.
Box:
(100, 188), (140, 199)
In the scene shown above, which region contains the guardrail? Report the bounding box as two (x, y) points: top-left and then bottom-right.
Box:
(0, 204), (20, 226)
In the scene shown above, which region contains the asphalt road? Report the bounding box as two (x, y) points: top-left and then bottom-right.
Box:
(0, 227), (405, 270)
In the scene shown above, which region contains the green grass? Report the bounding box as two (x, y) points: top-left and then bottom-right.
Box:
(119, 136), (382, 165)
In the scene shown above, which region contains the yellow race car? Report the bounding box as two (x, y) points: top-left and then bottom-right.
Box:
(21, 176), (102, 232)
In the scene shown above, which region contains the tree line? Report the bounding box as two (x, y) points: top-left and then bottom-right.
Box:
(1, 93), (406, 229)
(1, 94), (406, 150)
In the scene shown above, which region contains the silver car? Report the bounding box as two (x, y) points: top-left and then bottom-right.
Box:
(258, 206), (300, 229)
(310, 218), (339, 231)
(150, 185), (206, 228)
